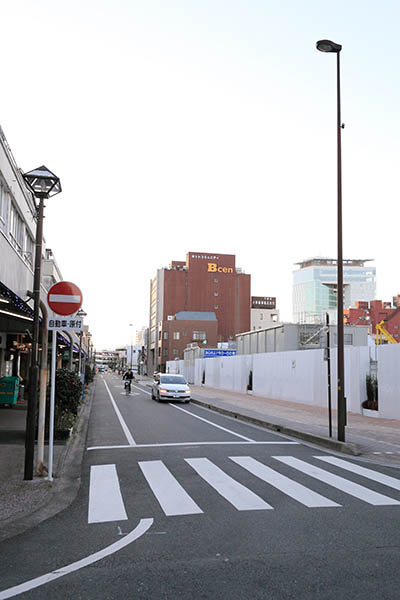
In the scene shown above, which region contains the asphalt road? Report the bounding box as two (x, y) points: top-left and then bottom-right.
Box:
(1, 373), (400, 599)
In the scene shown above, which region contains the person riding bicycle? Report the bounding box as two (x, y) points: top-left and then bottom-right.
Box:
(123, 368), (134, 393)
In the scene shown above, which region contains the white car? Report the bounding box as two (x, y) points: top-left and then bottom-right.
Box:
(152, 373), (191, 403)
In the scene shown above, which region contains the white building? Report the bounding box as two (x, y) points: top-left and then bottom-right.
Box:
(293, 257), (376, 324)
(250, 296), (280, 331)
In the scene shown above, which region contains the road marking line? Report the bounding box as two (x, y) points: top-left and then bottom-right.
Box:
(169, 403), (255, 441)
(315, 456), (400, 491)
(274, 457), (400, 506)
(186, 458), (272, 511)
(88, 465), (128, 523)
(0, 519), (153, 600)
(103, 379), (136, 446)
(230, 456), (340, 508)
(131, 383), (151, 395)
(139, 460), (203, 516)
(87, 441), (299, 451)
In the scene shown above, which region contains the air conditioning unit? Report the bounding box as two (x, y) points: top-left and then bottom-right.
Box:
(167, 315), (174, 321)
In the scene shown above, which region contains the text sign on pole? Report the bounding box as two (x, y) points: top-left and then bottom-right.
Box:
(47, 281), (83, 316)
(48, 316), (83, 331)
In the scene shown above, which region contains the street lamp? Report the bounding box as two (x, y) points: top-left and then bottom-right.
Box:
(129, 323), (133, 369)
(316, 39), (346, 442)
(23, 166), (61, 480)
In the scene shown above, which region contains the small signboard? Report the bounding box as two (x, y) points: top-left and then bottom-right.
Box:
(48, 316), (83, 331)
(204, 349), (237, 358)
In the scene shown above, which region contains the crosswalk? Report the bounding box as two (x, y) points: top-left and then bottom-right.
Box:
(87, 455), (400, 523)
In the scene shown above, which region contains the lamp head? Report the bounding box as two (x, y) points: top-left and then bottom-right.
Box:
(316, 39), (342, 53)
(23, 165), (61, 199)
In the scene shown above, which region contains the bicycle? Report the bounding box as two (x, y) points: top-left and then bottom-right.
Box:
(124, 379), (131, 395)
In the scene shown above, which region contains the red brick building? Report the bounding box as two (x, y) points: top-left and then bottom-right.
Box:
(149, 252), (250, 371)
(345, 296), (400, 340)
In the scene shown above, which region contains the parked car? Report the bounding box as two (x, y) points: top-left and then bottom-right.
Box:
(151, 373), (191, 403)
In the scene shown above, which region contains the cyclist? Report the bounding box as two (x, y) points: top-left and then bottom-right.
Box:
(123, 368), (134, 394)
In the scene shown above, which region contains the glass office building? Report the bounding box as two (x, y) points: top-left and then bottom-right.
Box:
(293, 258), (376, 324)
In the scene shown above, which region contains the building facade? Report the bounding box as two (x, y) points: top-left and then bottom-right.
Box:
(149, 252), (250, 371)
(251, 296), (280, 330)
(293, 257), (376, 324)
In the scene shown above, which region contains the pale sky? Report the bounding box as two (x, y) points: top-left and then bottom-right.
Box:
(2, 0), (399, 349)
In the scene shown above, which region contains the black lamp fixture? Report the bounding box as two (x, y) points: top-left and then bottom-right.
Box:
(22, 165), (61, 480)
(23, 165), (61, 199)
(316, 39), (346, 443)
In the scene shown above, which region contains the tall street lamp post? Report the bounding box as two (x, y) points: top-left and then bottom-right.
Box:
(22, 166), (61, 480)
(129, 323), (133, 369)
(316, 39), (346, 442)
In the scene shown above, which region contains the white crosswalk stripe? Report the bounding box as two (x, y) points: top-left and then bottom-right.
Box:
(230, 456), (340, 508)
(185, 458), (272, 511)
(88, 464), (128, 523)
(315, 456), (400, 491)
(138, 460), (203, 516)
(274, 456), (400, 506)
(88, 457), (400, 522)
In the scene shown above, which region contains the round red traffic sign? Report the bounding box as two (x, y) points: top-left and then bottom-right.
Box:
(47, 281), (83, 316)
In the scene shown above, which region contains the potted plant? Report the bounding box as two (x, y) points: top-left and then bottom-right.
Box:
(362, 374), (378, 414)
(247, 370), (253, 394)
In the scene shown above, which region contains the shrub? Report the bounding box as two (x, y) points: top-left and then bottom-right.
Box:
(55, 369), (83, 431)
(85, 364), (95, 384)
(362, 375), (378, 410)
(247, 370), (253, 391)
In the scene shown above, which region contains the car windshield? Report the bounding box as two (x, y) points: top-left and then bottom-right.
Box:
(160, 375), (187, 384)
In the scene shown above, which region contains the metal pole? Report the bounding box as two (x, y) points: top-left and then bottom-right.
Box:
(336, 51), (346, 442)
(326, 313), (332, 438)
(37, 299), (48, 476)
(78, 331), (82, 375)
(48, 330), (57, 482)
(24, 196), (45, 480)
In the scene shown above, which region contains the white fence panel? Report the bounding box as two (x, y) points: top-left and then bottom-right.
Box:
(377, 344), (400, 419)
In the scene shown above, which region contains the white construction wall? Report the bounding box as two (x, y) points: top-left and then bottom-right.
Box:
(167, 344), (399, 419)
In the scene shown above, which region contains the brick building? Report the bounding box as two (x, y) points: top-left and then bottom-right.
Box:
(345, 296), (400, 341)
(149, 252), (250, 371)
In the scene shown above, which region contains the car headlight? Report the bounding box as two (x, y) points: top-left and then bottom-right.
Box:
(160, 388), (168, 393)
(185, 390), (190, 394)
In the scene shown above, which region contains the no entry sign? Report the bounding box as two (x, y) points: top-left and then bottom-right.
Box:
(47, 281), (83, 316)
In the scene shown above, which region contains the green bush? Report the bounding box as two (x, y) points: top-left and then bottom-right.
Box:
(55, 369), (83, 431)
(363, 375), (378, 410)
(247, 370), (253, 391)
(85, 363), (95, 384)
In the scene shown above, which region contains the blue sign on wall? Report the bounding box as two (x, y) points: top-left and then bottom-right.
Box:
(203, 349), (237, 358)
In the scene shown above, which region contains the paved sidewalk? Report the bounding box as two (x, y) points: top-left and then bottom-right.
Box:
(189, 385), (400, 467)
(0, 382), (93, 543)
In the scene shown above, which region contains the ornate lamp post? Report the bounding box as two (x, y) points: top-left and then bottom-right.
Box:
(22, 166), (61, 480)
(316, 40), (346, 442)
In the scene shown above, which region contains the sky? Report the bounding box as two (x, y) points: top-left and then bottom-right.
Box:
(1, 0), (399, 349)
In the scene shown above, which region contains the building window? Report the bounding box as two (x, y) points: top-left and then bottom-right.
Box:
(173, 332), (180, 340)
(260, 313), (263, 320)
(9, 203), (23, 251)
(214, 292), (218, 297)
(173, 349), (179, 357)
(163, 332), (168, 339)
(163, 348), (168, 357)
(214, 305), (218, 310)
(183, 331), (187, 336)
(0, 181), (8, 224)
(193, 331), (206, 341)
(214, 278), (218, 283)
(271, 314), (278, 322)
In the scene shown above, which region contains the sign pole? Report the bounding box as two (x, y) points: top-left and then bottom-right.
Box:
(48, 330), (57, 482)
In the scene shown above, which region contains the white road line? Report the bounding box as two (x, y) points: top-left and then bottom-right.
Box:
(103, 379), (136, 446)
(186, 457), (272, 511)
(87, 440), (299, 451)
(139, 460), (203, 516)
(169, 403), (255, 441)
(0, 519), (153, 600)
(230, 456), (340, 508)
(315, 456), (400, 491)
(274, 457), (400, 506)
(131, 383), (151, 395)
(88, 465), (128, 523)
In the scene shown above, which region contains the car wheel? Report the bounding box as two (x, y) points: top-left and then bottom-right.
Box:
(185, 400), (190, 403)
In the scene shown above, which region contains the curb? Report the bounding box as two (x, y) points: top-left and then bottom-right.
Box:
(0, 380), (95, 543)
(191, 397), (361, 456)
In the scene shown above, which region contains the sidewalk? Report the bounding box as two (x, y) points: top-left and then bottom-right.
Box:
(188, 384), (400, 467)
(0, 383), (93, 543)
